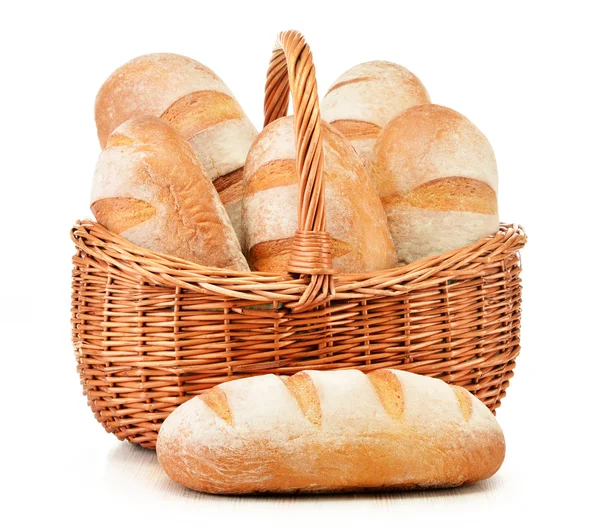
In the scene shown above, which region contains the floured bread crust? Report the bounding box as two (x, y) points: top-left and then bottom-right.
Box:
(157, 369), (505, 494)
(369, 104), (499, 264)
(94, 53), (257, 243)
(242, 116), (397, 273)
(91, 116), (249, 270)
(321, 61), (430, 163)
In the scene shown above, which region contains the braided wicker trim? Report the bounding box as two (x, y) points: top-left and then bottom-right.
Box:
(72, 220), (526, 302)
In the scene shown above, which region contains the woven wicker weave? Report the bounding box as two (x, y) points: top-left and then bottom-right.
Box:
(71, 30), (527, 448)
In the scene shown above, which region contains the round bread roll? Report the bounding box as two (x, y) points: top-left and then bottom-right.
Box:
(369, 104), (499, 265)
(321, 61), (430, 163)
(91, 115), (249, 271)
(242, 116), (397, 274)
(95, 53), (258, 242)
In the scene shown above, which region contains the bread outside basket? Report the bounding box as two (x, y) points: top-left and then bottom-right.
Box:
(71, 30), (527, 448)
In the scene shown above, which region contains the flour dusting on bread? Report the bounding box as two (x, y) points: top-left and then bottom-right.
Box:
(157, 369), (505, 494)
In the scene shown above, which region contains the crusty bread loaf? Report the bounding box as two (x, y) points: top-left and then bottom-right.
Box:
(369, 104), (499, 265)
(321, 61), (430, 163)
(157, 369), (505, 494)
(95, 53), (257, 242)
(242, 115), (396, 273)
(91, 115), (249, 270)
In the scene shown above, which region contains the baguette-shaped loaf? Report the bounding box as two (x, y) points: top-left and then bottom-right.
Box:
(157, 369), (505, 494)
(91, 115), (249, 270)
(321, 61), (430, 163)
(369, 104), (499, 264)
(95, 53), (257, 242)
(242, 116), (396, 273)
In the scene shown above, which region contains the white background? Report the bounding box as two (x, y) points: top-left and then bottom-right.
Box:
(2, 1), (598, 524)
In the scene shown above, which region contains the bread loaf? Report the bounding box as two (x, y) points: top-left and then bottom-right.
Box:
(369, 104), (499, 265)
(321, 61), (430, 163)
(242, 115), (396, 273)
(157, 369), (505, 494)
(91, 115), (249, 271)
(94, 53), (258, 242)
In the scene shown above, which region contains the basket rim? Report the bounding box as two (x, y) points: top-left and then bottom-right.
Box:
(71, 220), (526, 303)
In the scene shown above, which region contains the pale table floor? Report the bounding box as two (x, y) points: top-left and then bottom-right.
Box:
(26, 410), (588, 526)
(6, 324), (593, 525)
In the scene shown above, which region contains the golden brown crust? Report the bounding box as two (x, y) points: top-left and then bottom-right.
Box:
(369, 104), (499, 264)
(91, 116), (248, 270)
(104, 133), (135, 148)
(372, 104), (498, 200)
(284, 373), (322, 426)
(212, 167), (244, 206)
(95, 54), (256, 246)
(91, 197), (156, 235)
(321, 61), (431, 163)
(94, 53), (222, 148)
(160, 428), (504, 494)
(161, 90), (244, 140)
(380, 177), (498, 214)
(330, 120), (381, 140)
(247, 238), (293, 273)
(213, 166), (244, 194)
(452, 386), (473, 422)
(200, 388), (232, 425)
(367, 370), (405, 421)
(157, 370), (506, 494)
(244, 159), (297, 196)
(243, 116), (397, 273)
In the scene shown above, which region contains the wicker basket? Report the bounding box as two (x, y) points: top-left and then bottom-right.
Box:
(71, 30), (527, 448)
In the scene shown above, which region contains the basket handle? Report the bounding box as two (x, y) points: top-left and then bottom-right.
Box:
(264, 30), (335, 311)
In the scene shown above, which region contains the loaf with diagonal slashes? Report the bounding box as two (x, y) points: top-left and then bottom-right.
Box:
(369, 104), (499, 264)
(242, 115), (396, 273)
(321, 61), (430, 163)
(157, 369), (505, 494)
(94, 53), (257, 243)
(91, 115), (249, 270)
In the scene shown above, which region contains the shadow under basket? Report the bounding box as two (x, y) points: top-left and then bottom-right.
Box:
(71, 31), (527, 448)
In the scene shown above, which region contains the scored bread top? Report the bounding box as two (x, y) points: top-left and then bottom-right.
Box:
(95, 53), (233, 148)
(372, 103), (498, 193)
(168, 369), (497, 439)
(157, 368), (505, 492)
(322, 61), (430, 126)
(371, 104), (498, 214)
(242, 116), (396, 273)
(321, 61), (430, 162)
(91, 115), (249, 270)
(95, 53), (258, 246)
(368, 104), (499, 265)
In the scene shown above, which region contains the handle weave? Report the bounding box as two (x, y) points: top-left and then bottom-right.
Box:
(264, 30), (335, 311)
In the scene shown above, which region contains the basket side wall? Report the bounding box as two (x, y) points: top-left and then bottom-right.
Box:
(71, 247), (523, 448)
